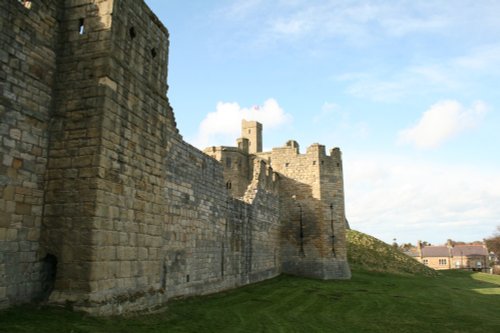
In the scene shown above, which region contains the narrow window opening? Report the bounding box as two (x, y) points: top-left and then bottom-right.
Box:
(129, 27), (136, 39)
(329, 203), (336, 256)
(313, 161), (316, 165)
(221, 241), (225, 278)
(226, 181), (232, 190)
(160, 261), (167, 289)
(285, 162), (289, 168)
(297, 202), (304, 256)
(336, 162), (340, 167)
(186, 274), (190, 282)
(151, 48), (157, 58)
(78, 18), (85, 35)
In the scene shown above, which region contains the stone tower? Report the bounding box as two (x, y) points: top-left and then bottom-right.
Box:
(260, 143), (351, 280)
(37, 0), (175, 312)
(241, 120), (262, 154)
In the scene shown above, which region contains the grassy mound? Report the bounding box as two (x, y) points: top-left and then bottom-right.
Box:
(347, 229), (437, 276)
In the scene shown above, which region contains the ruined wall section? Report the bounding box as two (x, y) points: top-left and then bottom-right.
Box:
(203, 146), (250, 198)
(242, 159), (280, 281)
(0, 0), (61, 308)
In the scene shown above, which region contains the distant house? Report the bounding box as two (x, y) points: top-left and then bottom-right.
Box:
(410, 241), (489, 271)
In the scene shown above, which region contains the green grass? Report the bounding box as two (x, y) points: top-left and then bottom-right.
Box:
(347, 229), (437, 276)
(1, 270), (499, 333)
(2, 231), (498, 332)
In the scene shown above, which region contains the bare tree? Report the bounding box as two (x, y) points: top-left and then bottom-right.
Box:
(484, 226), (500, 261)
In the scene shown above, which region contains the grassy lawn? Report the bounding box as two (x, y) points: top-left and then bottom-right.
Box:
(1, 270), (499, 333)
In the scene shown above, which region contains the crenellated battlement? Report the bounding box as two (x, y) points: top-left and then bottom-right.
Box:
(208, 120), (350, 280)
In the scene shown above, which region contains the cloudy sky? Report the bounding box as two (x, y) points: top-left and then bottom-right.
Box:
(144, 0), (500, 245)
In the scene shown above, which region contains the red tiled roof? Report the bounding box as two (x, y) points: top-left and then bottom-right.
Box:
(419, 245), (489, 257)
(421, 246), (450, 257)
(451, 245), (488, 256)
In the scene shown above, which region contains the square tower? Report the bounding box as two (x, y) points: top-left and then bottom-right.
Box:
(241, 120), (262, 154)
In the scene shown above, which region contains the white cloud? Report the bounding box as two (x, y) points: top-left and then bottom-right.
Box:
(345, 154), (500, 244)
(453, 44), (500, 72)
(192, 98), (292, 148)
(397, 100), (487, 149)
(312, 102), (338, 123)
(344, 77), (412, 102)
(272, 18), (309, 36)
(337, 40), (500, 103)
(380, 14), (448, 37)
(219, 0), (264, 19)
(311, 103), (370, 143)
(248, 1), (460, 48)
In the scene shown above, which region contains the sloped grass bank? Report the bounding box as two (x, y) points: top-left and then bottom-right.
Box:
(347, 229), (437, 276)
(1, 270), (499, 333)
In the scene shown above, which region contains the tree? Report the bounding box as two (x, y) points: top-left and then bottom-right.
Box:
(399, 243), (414, 251)
(484, 226), (500, 262)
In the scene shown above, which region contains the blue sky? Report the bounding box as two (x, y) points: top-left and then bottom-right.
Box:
(144, 0), (500, 245)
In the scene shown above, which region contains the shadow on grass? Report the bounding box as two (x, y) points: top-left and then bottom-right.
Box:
(439, 269), (500, 295)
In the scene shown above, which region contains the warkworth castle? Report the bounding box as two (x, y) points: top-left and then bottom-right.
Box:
(0, 0), (350, 315)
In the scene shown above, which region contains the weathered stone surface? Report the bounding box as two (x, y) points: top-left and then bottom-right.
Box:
(0, 0), (350, 315)
(0, 0), (61, 308)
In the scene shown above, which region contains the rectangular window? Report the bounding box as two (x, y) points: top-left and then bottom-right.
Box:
(439, 259), (447, 265)
(423, 259), (428, 265)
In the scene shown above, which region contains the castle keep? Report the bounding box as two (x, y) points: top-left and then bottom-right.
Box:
(0, 0), (350, 315)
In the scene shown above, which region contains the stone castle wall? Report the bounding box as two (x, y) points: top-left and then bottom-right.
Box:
(0, 0), (349, 315)
(0, 0), (61, 307)
(1, 0), (282, 315)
